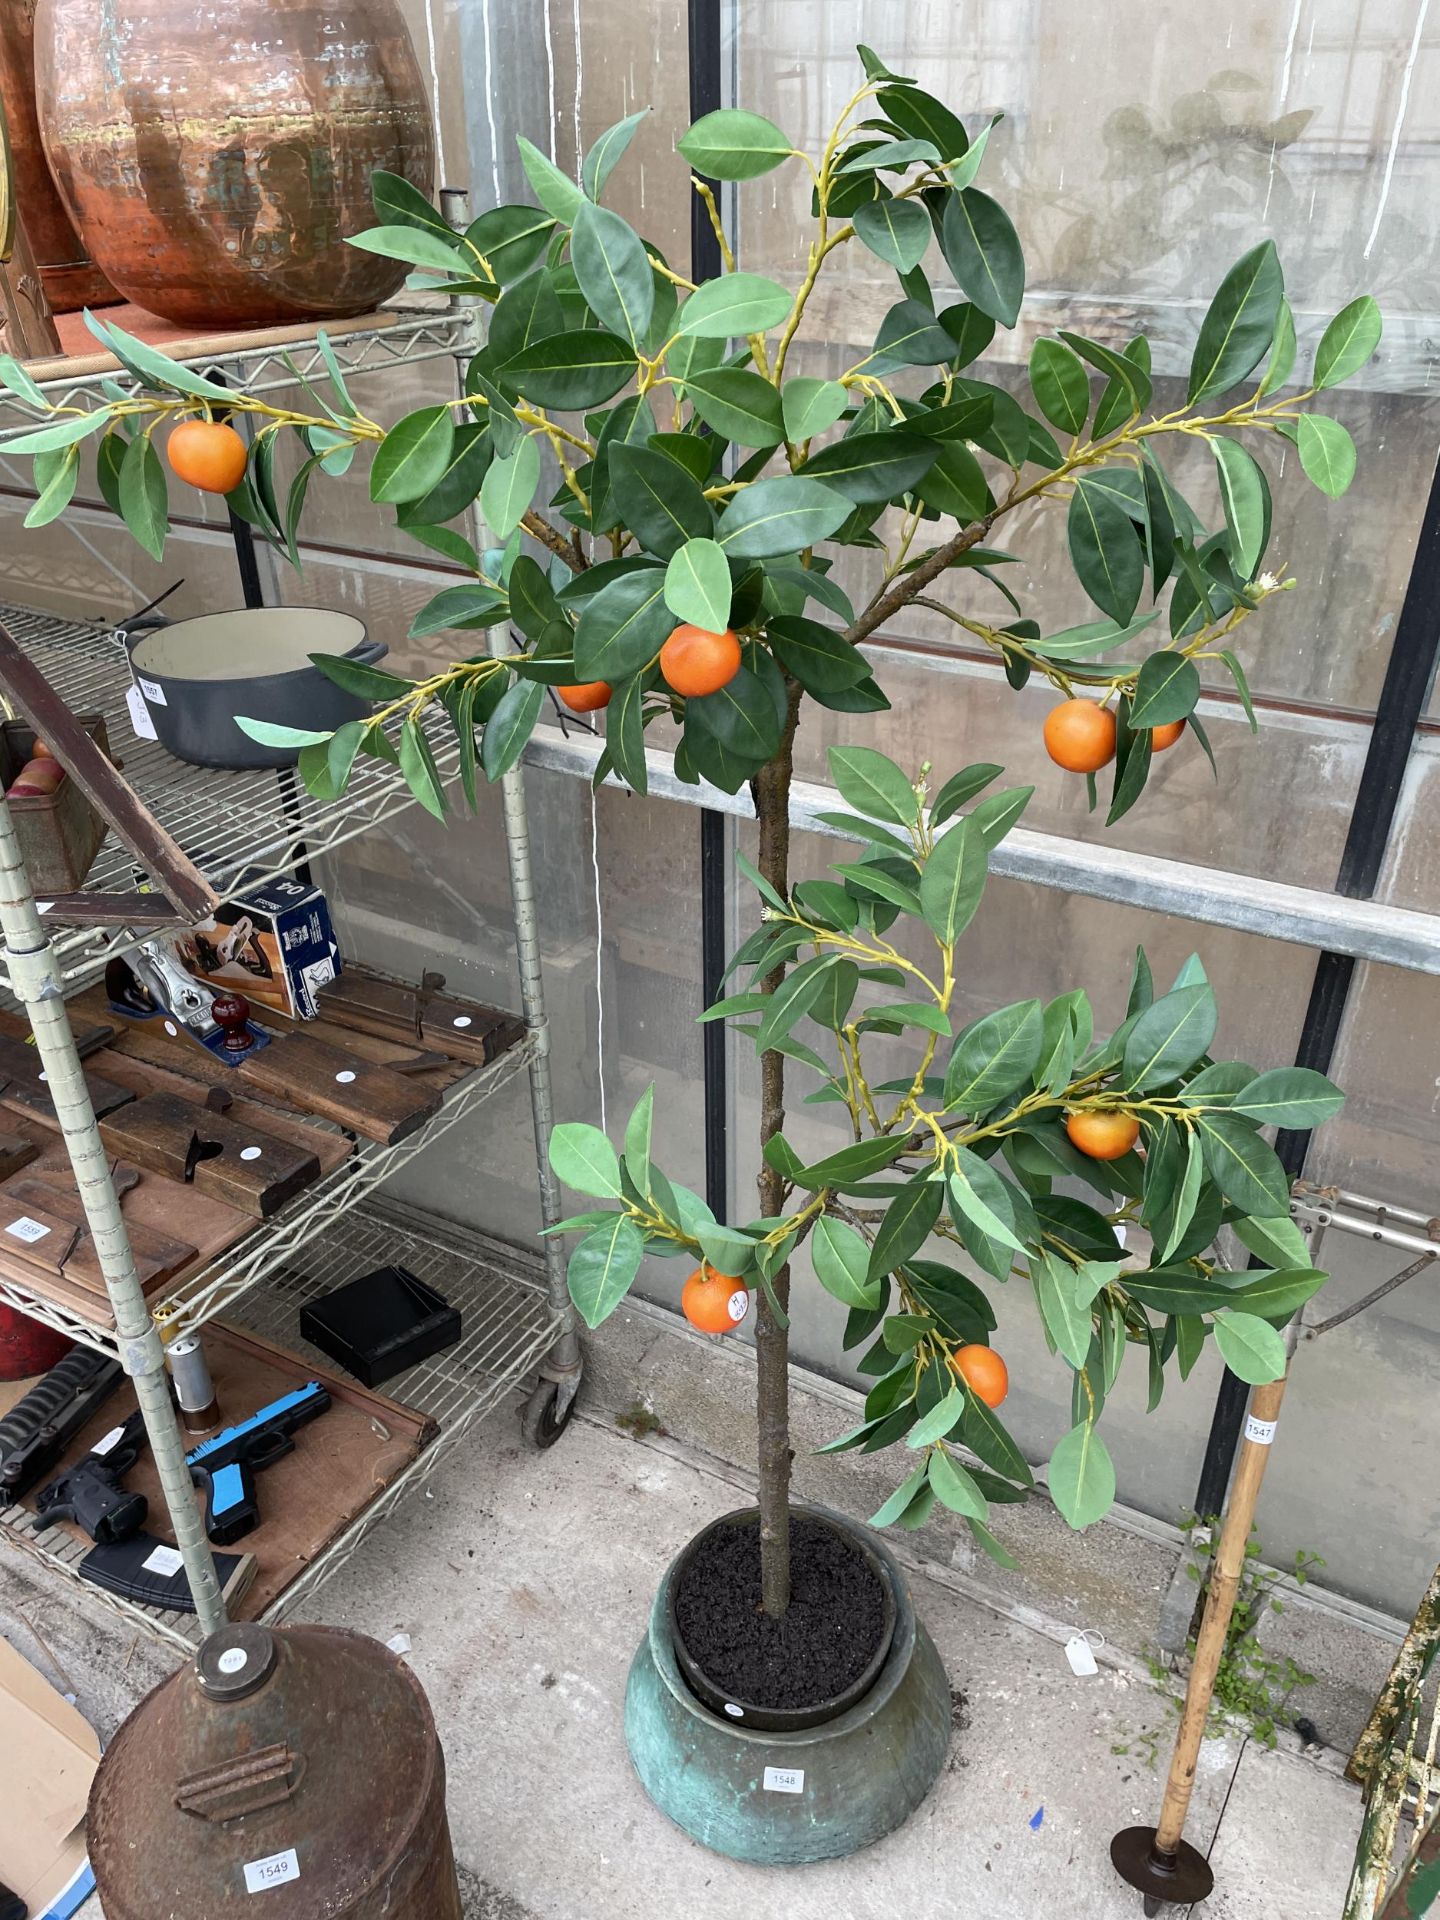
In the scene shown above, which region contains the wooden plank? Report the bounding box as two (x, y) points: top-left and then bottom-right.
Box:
(0, 619), (220, 920)
(99, 1092), (322, 1219)
(257, 1003), (469, 1086)
(0, 1006), (115, 1059)
(0, 1133), (38, 1182)
(3, 1171), (196, 1289)
(0, 1034), (134, 1121)
(239, 1031), (442, 1145)
(318, 968), (525, 1067)
(33, 892), (182, 927)
(0, 1195), (78, 1275)
(90, 1048), (353, 1177)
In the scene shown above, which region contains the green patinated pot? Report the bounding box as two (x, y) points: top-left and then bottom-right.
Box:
(624, 1505), (952, 1865)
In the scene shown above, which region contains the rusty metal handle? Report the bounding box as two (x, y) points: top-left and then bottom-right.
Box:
(175, 1742), (304, 1821)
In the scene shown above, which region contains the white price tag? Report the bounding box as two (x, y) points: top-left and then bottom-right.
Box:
(243, 1849), (299, 1894)
(6, 1215), (50, 1243)
(1064, 1633), (1099, 1677)
(92, 1425), (126, 1457)
(763, 1766), (805, 1794)
(35, 900), (54, 915)
(142, 1544), (184, 1576)
(1245, 1415), (1277, 1446)
(126, 683), (159, 741)
(137, 675), (168, 707)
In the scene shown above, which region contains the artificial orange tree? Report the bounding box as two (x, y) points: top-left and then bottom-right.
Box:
(0, 45), (1377, 1615)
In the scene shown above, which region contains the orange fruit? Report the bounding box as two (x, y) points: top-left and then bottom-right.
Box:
(950, 1344), (1009, 1409)
(1043, 699), (1117, 773)
(659, 624), (741, 698)
(167, 419), (248, 494)
(1065, 1110), (1141, 1160)
(1150, 719), (1186, 752)
(558, 681), (612, 713)
(681, 1265), (750, 1334)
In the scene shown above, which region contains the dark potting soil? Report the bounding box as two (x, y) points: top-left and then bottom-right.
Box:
(673, 1516), (888, 1710)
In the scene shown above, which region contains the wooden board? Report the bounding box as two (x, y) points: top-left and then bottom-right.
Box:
(0, 1035), (134, 1122)
(17, 1317), (435, 1623)
(0, 1195), (78, 1276)
(0, 1132), (39, 1182)
(254, 1006), (471, 1088)
(90, 1049), (354, 1179)
(0, 1007), (115, 1059)
(239, 1032), (442, 1145)
(2, 1171), (196, 1290)
(318, 968), (526, 1067)
(99, 1093), (322, 1219)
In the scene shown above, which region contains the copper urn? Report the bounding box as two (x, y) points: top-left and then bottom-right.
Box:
(0, 0), (114, 312)
(32, 0), (436, 329)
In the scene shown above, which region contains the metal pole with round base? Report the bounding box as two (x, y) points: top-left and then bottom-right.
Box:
(1109, 1828), (1215, 1915)
(623, 1508), (952, 1866)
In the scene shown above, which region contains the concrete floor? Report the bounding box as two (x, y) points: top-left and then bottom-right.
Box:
(3, 1398), (1363, 1920)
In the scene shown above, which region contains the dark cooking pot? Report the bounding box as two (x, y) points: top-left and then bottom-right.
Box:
(126, 608), (388, 770)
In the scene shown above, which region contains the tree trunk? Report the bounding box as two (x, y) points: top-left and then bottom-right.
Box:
(753, 680), (803, 1617)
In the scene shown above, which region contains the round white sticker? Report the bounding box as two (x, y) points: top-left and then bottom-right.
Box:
(164, 1021), (178, 1037)
(217, 1647), (248, 1675)
(723, 1702), (744, 1719)
(240, 1146), (263, 1161)
(335, 1070), (357, 1084)
(37, 1071), (47, 1083)
(452, 1015), (472, 1029)
(727, 1289), (749, 1323)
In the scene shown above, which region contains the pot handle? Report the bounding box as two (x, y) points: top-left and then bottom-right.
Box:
(117, 611), (171, 649)
(348, 639), (389, 666)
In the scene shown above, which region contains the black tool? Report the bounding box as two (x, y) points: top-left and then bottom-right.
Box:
(0, 1347), (123, 1500)
(36, 1408), (149, 1543)
(78, 1533), (257, 1615)
(0, 1876), (25, 1920)
(187, 1381), (331, 1545)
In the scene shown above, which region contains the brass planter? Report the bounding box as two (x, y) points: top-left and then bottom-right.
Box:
(33, 0), (435, 328)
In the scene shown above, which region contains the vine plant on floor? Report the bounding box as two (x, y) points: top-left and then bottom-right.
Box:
(0, 47), (1376, 1616)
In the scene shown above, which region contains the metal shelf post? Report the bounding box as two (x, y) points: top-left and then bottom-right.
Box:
(0, 790), (225, 1633)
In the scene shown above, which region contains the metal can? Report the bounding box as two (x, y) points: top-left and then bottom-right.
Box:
(89, 1622), (464, 1919)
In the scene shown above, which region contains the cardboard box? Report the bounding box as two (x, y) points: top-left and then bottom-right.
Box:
(175, 871), (341, 1020)
(0, 1634), (99, 1918)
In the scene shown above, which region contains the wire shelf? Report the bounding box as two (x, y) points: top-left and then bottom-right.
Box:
(0, 1030), (533, 1351)
(0, 601), (462, 992)
(0, 1204), (560, 1652)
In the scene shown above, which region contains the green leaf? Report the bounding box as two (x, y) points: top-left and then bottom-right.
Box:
(397, 716), (447, 819)
(813, 1216), (880, 1309)
(568, 1215), (645, 1327)
(948, 1153), (1026, 1257)
(919, 818), (987, 945)
(549, 1120), (624, 1196)
(1034, 1255), (1095, 1369)
(1155, 1129), (1205, 1264)
(464, 205), (556, 283)
(1227, 1267), (1327, 1321)
(869, 1178), (944, 1282)
(605, 672), (649, 795)
(664, 538), (731, 630)
(801, 431), (938, 504)
(928, 1447), (988, 1518)
(1231, 1067), (1344, 1129)
(583, 109), (648, 199)
(370, 406), (456, 505)
(1294, 413), (1356, 498)
(311, 653), (413, 700)
(480, 438), (541, 537)
(1211, 436), (1267, 579)
(1048, 1419), (1116, 1529)
(907, 1388), (966, 1448)
(854, 299), (956, 376)
(794, 1135), (912, 1191)
(1129, 652), (1201, 729)
(715, 476), (852, 557)
(687, 665), (781, 767)
(501, 330), (638, 409)
(878, 86), (971, 164)
(944, 999), (1044, 1113)
(675, 273), (794, 339)
(838, 138), (941, 175)
(2, 407), (113, 457)
(481, 677), (544, 781)
(683, 367), (785, 445)
(1029, 612), (1160, 662)
(395, 422), (491, 527)
(118, 433), (169, 561)
(767, 616), (868, 694)
(24, 444), (80, 529)
(828, 744), (918, 824)
(517, 135), (584, 222)
(86, 314), (238, 400)
(610, 444), (712, 558)
(1198, 1112), (1290, 1216)
(0, 354), (48, 409)
(1068, 475), (1143, 625)
(371, 169), (453, 239)
(348, 224), (467, 277)
(1028, 338), (1090, 435)
(1123, 984), (1217, 1089)
(234, 717), (334, 749)
(1256, 300), (1297, 400)
(1188, 241), (1284, 403)
(1232, 1213), (1311, 1271)
(781, 377), (849, 443)
(1211, 1311), (1288, 1385)
(570, 201), (655, 349)
(940, 188), (1025, 327)
(1314, 295), (1382, 389)
(678, 109), (793, 180)
(930, 762), (1001, 824)
(488, 271), (564, 366)
(854, 196), (933, 273)
(409, 582), (507, 638)
(869, 1462), (930, 1529)
(946, 116), (999, 191)
(733, 846), (788, 913)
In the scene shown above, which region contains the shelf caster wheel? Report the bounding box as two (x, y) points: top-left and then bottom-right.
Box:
(522, 1377), (577, 1450)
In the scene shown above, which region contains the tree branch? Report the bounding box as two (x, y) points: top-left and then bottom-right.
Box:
(843, 516), (995, 648)
(522, 510), (587, 570)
